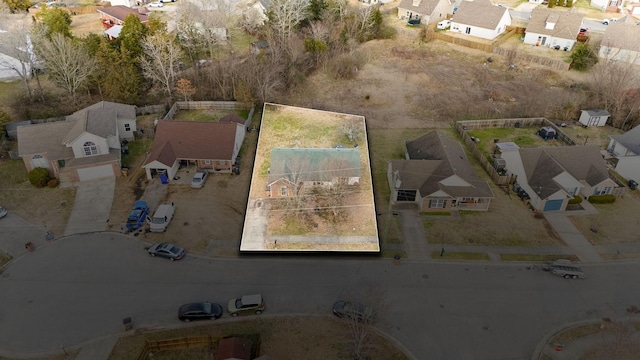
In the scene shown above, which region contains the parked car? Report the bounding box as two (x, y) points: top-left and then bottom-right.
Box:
(407, 19), (421, 26)
(126, 201), (149, 231)
(160, 0), (176, 2)
(602, 18), (617, 25)
(147, 242), (185, 261)
(332, 300), (376, 321)
(147, 202), (175, 232)
(148, 1), (163, 7)
(628, 179), (638, 190)
(0, 206), (7, 219)
(437, 20), (451, 30)
(190, 171), (208, 189)
(227, 294), (265, 317)
(178, 302), (223, 322)
(496, 4), (509, 8)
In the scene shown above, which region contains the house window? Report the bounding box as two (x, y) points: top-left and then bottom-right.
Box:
(203, 160), (212, 165)
(461, 197), (475, 203)
(124, 123), (131, 132)
(83, 141), (98, 156)
(609, 0), (618, 5)
(281, 186), (287, 196)
(397, 190), (416, 201)
(429, 199), (446, 208)
(217, 160), (226, 165)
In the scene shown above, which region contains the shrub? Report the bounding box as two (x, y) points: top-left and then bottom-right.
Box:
(570, 42), (598, 71)
(47, 178), (60, 187)
(588, 195), (615, 204)
(568, 196), (583, 205)
(28, 167), (50, 187)
(327, 53), (363, 80)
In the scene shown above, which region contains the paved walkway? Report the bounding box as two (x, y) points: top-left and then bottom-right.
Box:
(64, 177), (115, 236)
(544, 213), (604, 262)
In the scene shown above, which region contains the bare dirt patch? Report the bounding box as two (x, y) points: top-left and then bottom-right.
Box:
(70, 13), (105, 38)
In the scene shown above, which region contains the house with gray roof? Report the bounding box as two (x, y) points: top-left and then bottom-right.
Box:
(397, 0), (455, 25)
(388, 131), (494, 212)
(497, 144), (617, 211)
(17, 102), (135, 185)
(523, 8), (584, 51)
(450, 0), (511, 40)
(598, 16), (640, 65)
(607, 125), (640, 184)
(266, 148), (361, 198)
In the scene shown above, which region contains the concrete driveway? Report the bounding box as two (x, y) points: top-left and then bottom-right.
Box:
(63, 177), (115, 236)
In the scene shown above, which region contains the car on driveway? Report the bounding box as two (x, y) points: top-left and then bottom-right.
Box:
(148, 1), (163, 7)
(147, 242), (185, 261)
(178, 302), (223, 322)
(228, 294), (264, 317)
(147, 202), (175, 232)
(602, 18), (617, 25)
(0, 206), (7, 219)
(190, 170), (208, 189)
(126, 201), (149, 231)
(332, 300), (376, 321)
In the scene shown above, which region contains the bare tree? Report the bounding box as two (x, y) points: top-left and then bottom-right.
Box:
(35, 33), (97, 104)
(0, 16), (44, 101)
(139, 33), (184, 97)
(268, 0), (310, 44)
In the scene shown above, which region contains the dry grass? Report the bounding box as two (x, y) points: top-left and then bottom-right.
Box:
(570, 195), (640, 245)
(108, 317), (408, 360)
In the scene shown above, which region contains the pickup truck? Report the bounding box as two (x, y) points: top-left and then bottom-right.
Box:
(126, 200), (149, 231)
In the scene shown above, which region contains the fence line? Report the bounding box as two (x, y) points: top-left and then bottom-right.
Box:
(163, 101), (254, 120)
(431, 32), (493, 53)
(137, 335), (219, 360)
(492, 47), (570, 71)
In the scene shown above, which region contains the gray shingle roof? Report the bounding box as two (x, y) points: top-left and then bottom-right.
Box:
(62, 101), (132, 144)
(583, 109), (610, 117)
(17, 120), (76, 160)
(452, 0), (508, 30)
(268, 148), (361, 184)
(610, 125), (640, 155)
(396, 131), (494, 198)
(526, 8), (583, 41)
(601, 16), (640, 53)
(398, 0), (446, 17)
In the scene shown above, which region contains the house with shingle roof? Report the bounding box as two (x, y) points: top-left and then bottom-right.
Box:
(17, 101), (135, 185)
(397, 0), (455, 25)
(97, 6), (149, 28)
(266, 148), (361, 198)
(607, 125), (640, 183)
(497, 144), (617, 211)
(450, 0), (511, 40)
(523, 8), (584, 51)
(598, 16), (640, 65)
(388, 131), (494, 212)
(143, 120), (245, 181)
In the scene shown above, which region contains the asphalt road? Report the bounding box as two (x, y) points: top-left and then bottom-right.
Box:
(1, 233), (639, 359)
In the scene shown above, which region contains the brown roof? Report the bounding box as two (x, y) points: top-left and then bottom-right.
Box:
(215, 337), (252, 360)
(601, 16), (640, 53)
(97, 6), (148, 23)
(526, 8), (583, 40)
(144, 120), (240, 166)
(452, 0), (509, 30)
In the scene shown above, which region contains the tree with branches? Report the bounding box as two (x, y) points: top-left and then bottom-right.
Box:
(139, 33), (183, 97)
(268, 0), (311, 44)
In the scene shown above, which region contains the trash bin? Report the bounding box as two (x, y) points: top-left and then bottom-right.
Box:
(123, 317), (132, 331)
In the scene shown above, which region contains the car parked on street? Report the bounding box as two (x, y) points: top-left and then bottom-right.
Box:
(190, 170), (208, 189)
(126, 201), (149, 231)
(332, 300), (376, 321)
(147, 202), (175, 232)
(147, 242), (185, 261)
(148, 1), (163, 7)
(178, 302), (223, 322)
(0, 206), (7, 219)
(227, 294), (264, 317)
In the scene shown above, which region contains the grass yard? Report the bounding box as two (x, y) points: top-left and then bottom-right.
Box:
(467, 126), (565, 158)
(431, 251), (491, 260)
(171, 109), (250, 122)
(570, 195), (640, 245)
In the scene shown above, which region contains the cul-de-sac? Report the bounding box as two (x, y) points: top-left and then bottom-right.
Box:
(1, 0), (640, 358)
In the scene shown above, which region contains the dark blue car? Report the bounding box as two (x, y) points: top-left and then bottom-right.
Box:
(126, 200), (149, 231)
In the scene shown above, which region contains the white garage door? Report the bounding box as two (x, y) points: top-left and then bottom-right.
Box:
(77, 165), (115, 181)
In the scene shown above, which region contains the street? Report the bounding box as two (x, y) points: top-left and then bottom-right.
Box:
(1, 233), (639, 359)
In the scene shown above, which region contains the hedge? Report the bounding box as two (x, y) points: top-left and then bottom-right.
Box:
(588, 195), (615, 204)
(568, 196), (583, 205)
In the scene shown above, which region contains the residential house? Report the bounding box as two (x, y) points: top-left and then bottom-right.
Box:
(17, 101), (136, 184)
(388, 131), (494, 212)
(578, 109), (610, 127)
(590, 0), (622, 13)
(598, 16), (640, 65)
(450, 0), (511, 40)
(0, 21), (39, 81)
(607, 125), (640, 183)
(109, 0), (137, 7)
(98, 6), (149, 29)
(628, 2), (640, 16)
(266, 148), (361, 198)
(397, 0), (455, 25)
(523, 8), (584, 51)
(497, 143), (617, 211)
(143, 120), (246, 180)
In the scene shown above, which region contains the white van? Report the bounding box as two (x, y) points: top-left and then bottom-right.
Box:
(437, 20), (451, 30)
(148, 202), (175, 232)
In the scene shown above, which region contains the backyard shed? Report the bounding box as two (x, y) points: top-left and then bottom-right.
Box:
(579, 109), (610, 127)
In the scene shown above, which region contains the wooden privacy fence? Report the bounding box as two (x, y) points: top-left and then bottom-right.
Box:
(137, 335), (219, 360)
(431, 32), (493, 53)
(492, 47), (571, 71)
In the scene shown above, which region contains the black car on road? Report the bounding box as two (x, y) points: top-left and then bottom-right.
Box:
(178, 302), (223, 322)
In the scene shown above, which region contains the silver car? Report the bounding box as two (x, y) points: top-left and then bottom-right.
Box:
(190, 170), (208, 189)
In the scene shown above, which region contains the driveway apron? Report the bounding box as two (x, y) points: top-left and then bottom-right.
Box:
(398, 204), (431, 261)
(64, 177), (115, 236)
(544, 213), (604, 262)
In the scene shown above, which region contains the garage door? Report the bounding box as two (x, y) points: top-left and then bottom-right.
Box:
(77, 165), (115, 181)
(543, 199), (563, 212)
